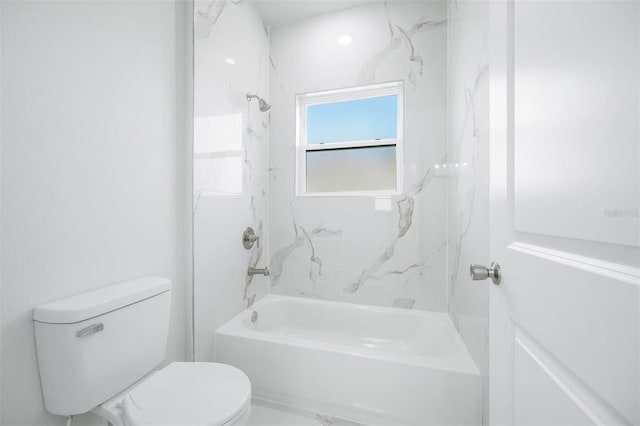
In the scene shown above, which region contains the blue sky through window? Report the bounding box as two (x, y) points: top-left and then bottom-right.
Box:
(306, 95), (398, 145)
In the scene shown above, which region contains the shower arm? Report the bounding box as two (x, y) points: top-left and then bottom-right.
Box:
(246, 93), (271, 112)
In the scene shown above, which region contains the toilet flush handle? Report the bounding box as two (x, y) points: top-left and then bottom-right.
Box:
(76, 322), (104, 338)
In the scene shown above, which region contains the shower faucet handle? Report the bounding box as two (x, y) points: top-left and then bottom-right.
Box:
(242, 227), (259, 249)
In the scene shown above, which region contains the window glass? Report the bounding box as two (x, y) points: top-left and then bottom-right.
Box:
(306, 95), (398, 145)
(306, 146), (396, 193)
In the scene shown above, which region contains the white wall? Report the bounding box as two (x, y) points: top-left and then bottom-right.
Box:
(268, 1), (448, 310)
(0, 2), (3, 421)
(193, 0), (270, 361)
(1, 1), (190, 424)
(447, 0), (490, 422)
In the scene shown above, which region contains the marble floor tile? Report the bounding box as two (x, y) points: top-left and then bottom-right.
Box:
(248, 399), (363, 426)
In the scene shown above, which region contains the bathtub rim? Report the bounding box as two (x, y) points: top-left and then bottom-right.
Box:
(215, 295), (480, 376)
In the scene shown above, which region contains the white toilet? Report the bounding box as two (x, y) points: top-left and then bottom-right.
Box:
(33, 277), (251, 426)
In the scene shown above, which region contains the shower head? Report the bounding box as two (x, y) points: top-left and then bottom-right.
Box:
(258, 99), (271, 112)
(246, 93), (271, 112)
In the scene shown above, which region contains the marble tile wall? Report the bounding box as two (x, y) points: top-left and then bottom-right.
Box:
(446, 0), (490, 422)
(193, 0), (270, 361)
(268, 1), (448, 311)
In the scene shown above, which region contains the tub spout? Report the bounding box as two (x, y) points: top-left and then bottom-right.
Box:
(248, 266), (270, 277)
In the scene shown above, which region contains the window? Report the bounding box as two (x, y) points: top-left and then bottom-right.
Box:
(296, 81), (403, 196)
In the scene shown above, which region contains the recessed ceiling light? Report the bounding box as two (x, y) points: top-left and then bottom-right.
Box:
(224, 57), (236, 65)
(337, 35), (352, 45)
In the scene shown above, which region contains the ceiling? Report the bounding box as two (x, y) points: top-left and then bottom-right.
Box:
(250, 0), (375, 28)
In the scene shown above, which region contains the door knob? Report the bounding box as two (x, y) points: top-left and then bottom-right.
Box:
(470, 262), (501, 285)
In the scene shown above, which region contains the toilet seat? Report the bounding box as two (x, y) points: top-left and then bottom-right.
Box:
(120, 362), (251, 426)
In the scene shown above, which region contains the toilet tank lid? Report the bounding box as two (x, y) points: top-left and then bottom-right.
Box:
(33, 277), (171, 324)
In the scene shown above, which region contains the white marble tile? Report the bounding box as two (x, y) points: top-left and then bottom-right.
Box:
(446, 0), (490, 422)
(248, 400), (363, 426)
(193, 0), (270, 361)
(268, 1), (448, 312)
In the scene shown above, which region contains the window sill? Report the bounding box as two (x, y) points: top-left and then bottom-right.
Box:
(295, 190), (402, 198)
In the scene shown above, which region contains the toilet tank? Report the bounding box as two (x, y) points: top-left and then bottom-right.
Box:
(33, 277), (172, 416)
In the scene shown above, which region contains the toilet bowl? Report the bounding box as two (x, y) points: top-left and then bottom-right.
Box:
(93, 362), (251, 426)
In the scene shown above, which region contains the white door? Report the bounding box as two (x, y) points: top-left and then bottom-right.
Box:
(489, 1), (640, 425)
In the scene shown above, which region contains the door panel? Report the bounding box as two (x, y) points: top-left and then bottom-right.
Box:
(513, 1), (639, 248)
(514, 336), (597, 426)
(490, 1), (640, 425)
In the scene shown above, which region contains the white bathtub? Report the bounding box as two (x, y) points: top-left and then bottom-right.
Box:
(214, 295), (480, 425)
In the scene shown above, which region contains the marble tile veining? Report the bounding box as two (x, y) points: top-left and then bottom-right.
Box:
(447, 0), (490, 422)
(193, 0), (270, 360)
(270, 211), (342, 288)
(194, 0), (226, 39)
(344, 165), (442, 294)
(269, 1), (448, 311)
(360, 4), (447, 86)
(248, 400), (363, 426)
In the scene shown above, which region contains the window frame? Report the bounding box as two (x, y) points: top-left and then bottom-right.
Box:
(295, 81), (404, 197)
